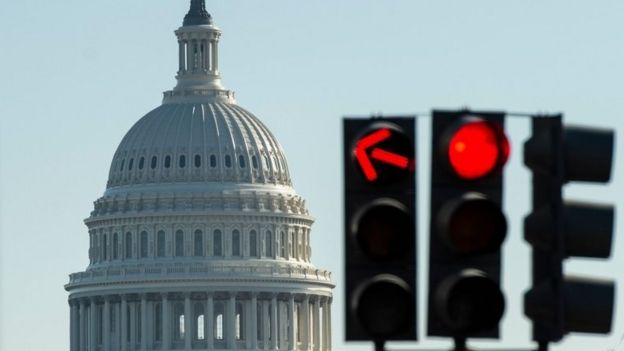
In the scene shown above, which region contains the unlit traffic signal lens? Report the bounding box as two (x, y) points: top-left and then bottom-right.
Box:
(354, 275), (415, 338)
(438, 194), (507, 255)
(353, 201), (414, 261)
(446, 120), (510, 180)
(435, 270), (505, 334)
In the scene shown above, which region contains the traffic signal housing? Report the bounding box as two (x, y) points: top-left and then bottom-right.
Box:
(523, 115), (616, 345)
(343, 117), (417, 342)
(428, 110), (509, 339)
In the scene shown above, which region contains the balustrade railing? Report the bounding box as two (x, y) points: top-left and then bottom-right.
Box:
(68, 263), (332, 284)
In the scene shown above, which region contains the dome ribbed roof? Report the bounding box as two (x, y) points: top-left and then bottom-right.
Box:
(106, 101), (292, 190)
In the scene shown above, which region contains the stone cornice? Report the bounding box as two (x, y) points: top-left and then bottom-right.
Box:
(66, 262), (334, 292)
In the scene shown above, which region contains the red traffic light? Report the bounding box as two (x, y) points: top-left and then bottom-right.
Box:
(446, 120), (510, 180)
(354, 125), (414, 183)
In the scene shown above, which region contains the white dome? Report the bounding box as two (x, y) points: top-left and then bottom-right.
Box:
(107, 101), (292, 191)
(66, 3), (333, 351)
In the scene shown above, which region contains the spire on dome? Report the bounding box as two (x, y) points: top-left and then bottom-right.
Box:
(183, 0), (212, 26)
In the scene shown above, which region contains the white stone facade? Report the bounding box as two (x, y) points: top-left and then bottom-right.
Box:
(65, 1), (334, 350)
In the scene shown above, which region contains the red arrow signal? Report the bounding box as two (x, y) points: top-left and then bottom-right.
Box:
(355, 128), (411, 181)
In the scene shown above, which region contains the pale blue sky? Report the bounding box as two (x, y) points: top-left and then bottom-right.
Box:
(1, 1), (623, 350)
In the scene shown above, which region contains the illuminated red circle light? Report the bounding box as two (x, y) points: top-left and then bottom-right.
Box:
(448, 121), (510, 180)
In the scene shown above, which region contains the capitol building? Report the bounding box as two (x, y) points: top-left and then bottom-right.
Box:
(65, 1), (334, 350)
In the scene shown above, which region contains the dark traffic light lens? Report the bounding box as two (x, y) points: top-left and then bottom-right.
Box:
(354, 275), (415, 338)
(438, 194), (507, 255)
(435, 270), (505, 334)
(446, 120), (509, 180)
(354, 201), (414, 261)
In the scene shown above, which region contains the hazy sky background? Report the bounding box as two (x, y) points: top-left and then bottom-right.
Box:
(1, 1), (624, 350)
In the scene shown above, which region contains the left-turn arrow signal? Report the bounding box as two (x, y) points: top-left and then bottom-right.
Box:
(355, 128), (411, 182)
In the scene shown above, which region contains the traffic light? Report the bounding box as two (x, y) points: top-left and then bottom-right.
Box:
(523, 114), (615, 346)
(428, 110), (509, 339)
(343, 116), (417, 342)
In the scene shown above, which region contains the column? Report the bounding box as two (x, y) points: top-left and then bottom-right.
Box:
(70, 302), (78, 351)
(90, 298), (97, 351)
(288, 295), (296, 351)
(262, 300), (270, 349)
(184, 294), (192, 350)
(186, 40), (193, 72)
(121, 297), (128, 351)
(206, 293), (214, 349)
(141, 295), (148, 350)
(302, 296), (310, 351)
(130, 301), (137, 351)
(250, 294), (258, 350)
(203, 39), (210, 71)
(161, 294), (170, 350)
(146, 300), (153, 350)
(227, 294), (236, 349)
(79, 300), (86, 351)
(270, 295), (278, 350)
(116, 302), (122, 351)
(321, 299), (328, 351)
(212, 40), (219, 73)
(103, 298), (111, 351)
(312, 298), (320, 351)
(326, 300), (332, 350)
(178, 40), (185, 72)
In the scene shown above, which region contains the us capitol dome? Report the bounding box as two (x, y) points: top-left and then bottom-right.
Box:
(65, 1), (334, 350)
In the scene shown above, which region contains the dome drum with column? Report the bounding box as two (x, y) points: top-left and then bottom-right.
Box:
(66, 2), (334, 351)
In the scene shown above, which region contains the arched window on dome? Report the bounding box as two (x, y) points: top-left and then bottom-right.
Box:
(225, 155), (232, 168)
(194, 230), (204, 257)
(236, 303), (244, 340)
(179, 155), (186, 168)
(250, 230), (258, 257)
(232, 230), (241, 257)
(151, 156), (158, 169)
(214, 302), (224, 340)
(154, 303), (162, 342)
(194, 302), (205, 341)
(113, 233), (119, 260)
(165, 155), (172, 169)
(102, 234), (108, 262)
(120, 159), (126, 172)
(238, 155), (246, 168)
(140, 231), (148, 258)
(213, 230), (222, 257)
(210, 155), (217, 168)
(265, 231), (273, 258)
(139, 157), (145, 170)
(194, 154), (201, 168)
(125, 232), (132, 259)
(157, 231), (166, 257)
(128, 158), (134, 171)
(175, 230), (184, 257)
(174, 303), (185, 341)
(252, 155), (259, 169)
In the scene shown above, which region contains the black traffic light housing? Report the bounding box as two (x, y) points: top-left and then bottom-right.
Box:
(343, 116), (417, 342)
(428, 110), (508, 339)
(523, 115), (616, 345)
